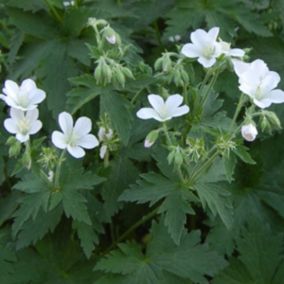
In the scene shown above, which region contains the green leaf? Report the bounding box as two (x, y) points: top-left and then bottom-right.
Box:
(62, 189), (91, 225)
(119, 172), (177, 205)
(120, 172), (195, 244)
(194, 159), (234, 228)
(214, 219), (284, 284)
(15, 206), (62, 250)
(148, 222), (227, 283)
(102, 154), (139, 221)
(233, 146), (256, 165)
(12, 190), (50, 237)
(7, 7), (58, 39)
(100, 92), (134, 145)
(73, 221), (99, 259)
(95, 242), (160, 284)
(158, 191), (194, 245)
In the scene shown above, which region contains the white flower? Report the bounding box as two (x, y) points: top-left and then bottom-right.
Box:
(181, 27), (222, 68)
(98, 127), (113, 141)
(4, 108), (42, 143)
(63, 0), (75, 7)
(99, 145), (108, 159)
(136, 94), (189, 122)
(52, 112), (99, 158)
(218, 41), (245, 58)
(0, 79), (46, 111)
(106, 35), (116, 45)
(241, 124), (258, 142)
(233, 59), (284, 108)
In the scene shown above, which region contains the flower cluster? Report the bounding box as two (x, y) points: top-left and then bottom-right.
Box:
(1, 79), (99, 159)
(1, 79), (45, 142)
(181, 27), (244, 68)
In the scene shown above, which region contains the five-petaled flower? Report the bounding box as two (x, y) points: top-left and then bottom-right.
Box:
(52, 112), (99, 158)
(136, 94), (189, 122)
(4, 108), (42, 143)
(0, 79), (46, 111)
(241, 124), (258, 142)
(233, 59), (284, 108)
(181, 27), (222, 68)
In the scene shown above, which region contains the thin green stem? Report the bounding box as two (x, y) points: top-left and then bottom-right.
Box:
(191, 150), (219, 182)
(102, 207), (158, 254)
(44, 0), (63, 23)
(162, 123), (185, 182)
(54, 150), (66, 188)
(230, 93), (246, 131)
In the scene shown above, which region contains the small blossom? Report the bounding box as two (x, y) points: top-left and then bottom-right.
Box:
(4, 108), (42, 143)
(181, 27), (222, 68)
(63, 0), (75, 7)
(0, 79), (46, 111)
(218, 40), (245, 58)
(52, 112), (99, 158)
(169, 34), (181, 43)
(106, 35), (116, 45)
(99, 144), (107, 159)
(241, 124), (258, 142)
(233, 59), (284, 108)
(136, 94), (189, 122)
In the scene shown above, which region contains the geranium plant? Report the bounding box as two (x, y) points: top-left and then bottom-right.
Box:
(0, 1), (284, 283)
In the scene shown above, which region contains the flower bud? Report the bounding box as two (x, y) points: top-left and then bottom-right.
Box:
(167, 146), (184, 168)
(100, 145), (108, 159)
(241, 124), (258, 142)
(6, 137), (21, 157)
(144, 130), (159, 148)
(103, 26), (121, 45)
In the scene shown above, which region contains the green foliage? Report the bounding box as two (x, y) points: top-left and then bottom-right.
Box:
(95, 222), (227, 284)
(0, 0), (284, 282)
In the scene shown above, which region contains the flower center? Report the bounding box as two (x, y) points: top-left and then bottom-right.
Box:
(66, 131), (79, 147)
(18, 118), (30, 135)
(17, 93), (30, 108)
(158, 104), (169, 119)
(202, 45), (215, 59)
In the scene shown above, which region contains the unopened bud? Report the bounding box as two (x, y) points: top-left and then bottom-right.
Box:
(99, 145), (108, 159)
(106, 35), (116, 45)
(144, 130), (159, 148)
(241, 124), (258, 142)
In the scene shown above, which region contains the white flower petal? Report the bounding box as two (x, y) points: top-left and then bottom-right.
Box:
(229, 48), (245, 57)
(29, 90), (46, 105)
(241, 124), (258, 142)
(181, 43), (201, 58)
(4, 118), (17, 134)
(260, 71), (280, 94)
(99, 145), (107, 159)
(136, 107), (162, 121)
(58, 112), (73, 134)
(198, 57), (216, 68)
(3, 80), (19, 99)
(232, 60), (250, 77)
(78, 134), (99, 149)
(67, 145), (85, 158)
(191, 29), (210, 50)
(73, 117), (92, 137)
(16, 133), (29, 143)
(20, 79), (36, 93)
(10, 108), (25, 121)
(165, 94), (183, 109)
(52, 131), (67, 149)
(148, 94), (165, 110)
(171, 105), (190, 118)
(26, 108), (39, 122)
(29, 120), (42, 135)
(208, 27), (220, 41)
(267, 89), (284, 104)
(253, 98), (272, 109)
